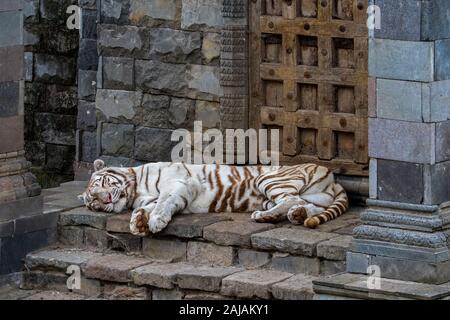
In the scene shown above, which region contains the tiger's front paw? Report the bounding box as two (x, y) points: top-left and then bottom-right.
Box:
(130, 208), (150, 236)
(148, 214), (170, 234)
(251, 211), (265, 223)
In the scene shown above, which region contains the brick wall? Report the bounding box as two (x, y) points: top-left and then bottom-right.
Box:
(24, 0), (79, 188)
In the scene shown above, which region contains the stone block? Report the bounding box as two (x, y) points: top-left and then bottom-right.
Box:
(25, 249), (102, 271)
(321, 260), (347, 276)
(80, 131), (98, 163)
(24, 52), (33, 81)
(152, 289), (184, 300)
(102, 57), (134, 90)
(181, 0), (223, 29)
(203, 220), (275, 248)
(131, 262), (193, 289)
(376, 160), (424, 204)
(42, 85), (78, 114)
(424, 160), (450, 205)
(221, 270), (292, 299)
(21, 271), (68, 292)
(0, 46), (24, 82)
(77, 101), (97, 131)
(106, 213), (132, 233)
(422, 0), (450, 40)
(202, 32), (221, 64)
(368, 118), (434, 164)
(134, 127), (176, 162)
(0, 11), (23, 47)
(24, 291), (86, 300)
(187, 241), (235, 267)
(237, 249), (271, 269)
(160, 213), (231, 238)
(135, 60), (188, 94)
(424, 80), (450, 122)
(129, 0), (178, 22)
(317, 235), (353, 261)
(85, 228), (109, 249)
(15, 212), (58, 235)
(0, 221), (14, 238)
(0, 0), (24, 11)
(78, 39), (99, 71)
(184, 292), (229, 300)
(83, 254), (151, 283)
(103, 284), (149, 300)
(142, 238), (187, 262)
(108, 233), (142, 252)
(435, 39), (450, 81)
(195, 100), (221, 128)
(374, 0), (421, 41)
(376, 79), (422, 122)
(187, 64), (221, 100)
(34, 113), (76, 145)
(436, 121), (450, 163)
(251, 228), (339, 257)
(59, 226), (85, 247)
(272, 274), (317, 300)
(96, 89), (141, 121)
(369, 39), (434, 82)
(98, 24), (144, 57)
(34, 54), (76, 85)
(81, 9), (97, 40)
(0, 81), (21, 118)
(73, 277), (102, 298)
(177, 266), (242, 292)
(149, 28), (202, 63)
(270, 253), (321, 275)
(78, 70), (97, 101)
(346, 252), (371, 274)
(101, 123), (135, 158)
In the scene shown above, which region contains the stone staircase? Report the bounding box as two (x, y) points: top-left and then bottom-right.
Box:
(0, 180), (365, 300)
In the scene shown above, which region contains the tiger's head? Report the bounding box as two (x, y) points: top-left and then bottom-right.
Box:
(78, 159), (135, 214)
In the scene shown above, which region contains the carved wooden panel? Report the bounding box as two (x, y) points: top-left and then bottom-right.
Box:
(250, 0), (369, 176)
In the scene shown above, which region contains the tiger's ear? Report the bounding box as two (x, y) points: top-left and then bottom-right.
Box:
(94, 159), (106, 172)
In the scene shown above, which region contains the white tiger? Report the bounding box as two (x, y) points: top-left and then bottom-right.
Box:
(79, 159), (349, 236)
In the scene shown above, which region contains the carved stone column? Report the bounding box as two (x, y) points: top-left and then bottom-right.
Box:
(0, 1), (46, 275)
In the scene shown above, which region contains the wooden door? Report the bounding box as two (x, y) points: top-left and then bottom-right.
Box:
(249, 0), (369, 176)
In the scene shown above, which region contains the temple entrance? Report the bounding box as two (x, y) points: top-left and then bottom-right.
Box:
(249, 0), (369, 176)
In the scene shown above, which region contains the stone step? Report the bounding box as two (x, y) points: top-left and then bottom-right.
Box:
(313, 273), (450, 300)
(56, 207), (362, 276)
(21, 247), (319, 300)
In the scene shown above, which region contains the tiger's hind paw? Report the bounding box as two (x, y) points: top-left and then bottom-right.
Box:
(130, 208), (150, 236)
(287, 205), (308, 225)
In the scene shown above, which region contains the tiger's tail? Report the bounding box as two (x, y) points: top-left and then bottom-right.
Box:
(304, 183), (349, 229)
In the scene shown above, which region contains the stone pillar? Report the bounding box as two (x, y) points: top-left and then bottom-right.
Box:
(346, 0), (450, 285)
(0, 0), (49, 275)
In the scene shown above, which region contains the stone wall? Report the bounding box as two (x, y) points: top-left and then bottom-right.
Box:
(75, 0), (248, 176)
(24, 0), (79, 188)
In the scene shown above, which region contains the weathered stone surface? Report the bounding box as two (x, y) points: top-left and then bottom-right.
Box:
(103, 284), (149, 300)
(435, 39), (450, 81)
(101, 123), (135, 158)
(96, 89), (141, 121)
(73, 277), (102, 298)
(376, 160), (424, 204)
(98, 24), (144, 56)
(0, 0), (24, 12)
(22, 271), (69, 292)
(181, 0), (223, 29)
(177, 266), (242, 292)
(102, 57), (134, 90)
(346, 252), (371, 274)
(80, 131), (97, 163)
(272, 274), (318, 300)
(78, 39), (98, 71)
(0, 46), (23, 82)
(0, 81), (21, 118)
(134, 127), (176, 162)
(152, 288), (184, 300)
(187, 65), (221, 99)
(436, 121), (450, 163)
(221, 270), (292, 299)
(203, 221), (275, 247)
(83, 254), (151, 283)
(109, 233), (142, 252)
(59, 226), (85, 247)
(85, 228), (109, 249)
(161, 213), (231, 238)
(129, 0), (177, 22)
(315, 234), (352, 262)
(0, 11), (23, 47)
(187, 241), (235, 267)
(81, 9), (97, 40)
(135, 60), (188, 94)
(78, 70), (97, 101)
(369, 118), (435, 164)
(59, 208), (109, 229)
(202, 32), (221, 63)
(42, 85), (78, 114)
(425, 80), (450, 122)
(425, 160), (450, 205)
(106, 213), (132, 233)
(238, 249), (271, 269)
(26, 249), (102, 270)
(34, 54), (76, 85)
(374, 0), (421, 41)
(270, 253), (321, 275)
(24, 291), (86, 300)
(131, 262), (192, 289)
(195, 100), (221, 128)
(369, 39), (434, 82)
(251, 228), (339, 257)
(142, 238), (187, 262)
(100, 0), (122, 21)
(184, 292), (229, 300)
(24, 52), (33, 81)
(422, 0), (450, 40)
(321, 260), (347, 276)
(77, 101), (97, 131)
(149, 28), (202, 63)
(376, 79), (422, 122)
